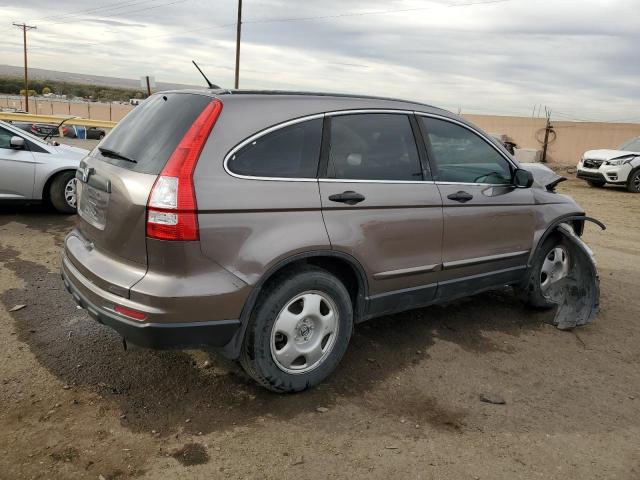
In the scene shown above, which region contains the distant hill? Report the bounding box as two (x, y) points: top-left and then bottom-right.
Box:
(0, 65), (199, 91)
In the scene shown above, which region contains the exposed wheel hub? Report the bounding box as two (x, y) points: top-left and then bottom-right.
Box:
(296, 318), (314, 341)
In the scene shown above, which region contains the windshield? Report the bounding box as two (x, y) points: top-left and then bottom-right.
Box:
(618, 137), (640, 152)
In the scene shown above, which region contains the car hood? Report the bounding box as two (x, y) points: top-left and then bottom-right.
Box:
(519, 162), (566, 191)
(51, 143), (89, 159)
(583, 149), (639, 161)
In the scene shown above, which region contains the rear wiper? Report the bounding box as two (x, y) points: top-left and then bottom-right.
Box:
(98, 147), (137, 163)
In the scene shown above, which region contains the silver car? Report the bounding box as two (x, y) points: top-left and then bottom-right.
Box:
(0, 120), (88, 213)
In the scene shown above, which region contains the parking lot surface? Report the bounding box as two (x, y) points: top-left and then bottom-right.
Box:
(0, 178), (638, 479)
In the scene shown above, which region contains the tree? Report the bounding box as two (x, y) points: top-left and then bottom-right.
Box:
(42, 86), (51, 95)
(19, 89), (37, 97)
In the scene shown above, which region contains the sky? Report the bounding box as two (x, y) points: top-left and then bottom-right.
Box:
(1, 0), (639, 122)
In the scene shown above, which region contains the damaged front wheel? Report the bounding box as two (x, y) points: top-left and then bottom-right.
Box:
(519, 225), (600, 329)
(522, 235), (571, 310)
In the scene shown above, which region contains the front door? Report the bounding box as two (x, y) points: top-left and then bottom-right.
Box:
(0, 126), (35, 200)
(319, 112), (443, 317)
(418, 115), (535, 299)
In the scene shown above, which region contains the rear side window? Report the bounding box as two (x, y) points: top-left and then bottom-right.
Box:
(95, 93), (213, 174)
(227, 118), (323, 178)
(327, 114), (422, 181)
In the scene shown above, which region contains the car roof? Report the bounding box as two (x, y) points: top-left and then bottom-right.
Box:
(157, 88), (452, 115)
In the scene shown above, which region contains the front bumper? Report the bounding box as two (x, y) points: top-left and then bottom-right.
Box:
(61, 255), (241, 348)
(576, 170), (608, 183)
(576, 162), (628, 185)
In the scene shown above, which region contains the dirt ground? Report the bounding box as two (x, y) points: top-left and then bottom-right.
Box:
(0, 177), (638, 479)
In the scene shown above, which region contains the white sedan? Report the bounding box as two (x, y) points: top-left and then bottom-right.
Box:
(0, 120), (88, 212)
(576, 137), (640, 192)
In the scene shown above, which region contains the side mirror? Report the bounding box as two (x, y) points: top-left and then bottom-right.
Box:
(513, 168), (534, 188)
(10, 136), (25, 149)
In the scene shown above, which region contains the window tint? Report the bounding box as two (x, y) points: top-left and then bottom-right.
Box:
(96, 93), (212, 174)
(228, 118), (322, 178)
(420, 117), (512, 185)
(327, 114), (422, 181)
(0, 127), (12, 149)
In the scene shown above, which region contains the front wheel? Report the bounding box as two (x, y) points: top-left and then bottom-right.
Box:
(49, 171), (77, 214)
(240, 266), (353, 392)
(627, 169), (640, 193)
(519, 235), (571, 309)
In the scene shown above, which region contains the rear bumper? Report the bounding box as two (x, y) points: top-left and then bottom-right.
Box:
(61, 254), (241, 348)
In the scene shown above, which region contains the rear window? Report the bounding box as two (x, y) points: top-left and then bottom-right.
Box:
(95, 93), (212, 174)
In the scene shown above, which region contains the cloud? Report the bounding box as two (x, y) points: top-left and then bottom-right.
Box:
(1, 0), (639, 121)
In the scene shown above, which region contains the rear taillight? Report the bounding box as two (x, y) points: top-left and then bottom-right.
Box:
(146, 99), (223, 241)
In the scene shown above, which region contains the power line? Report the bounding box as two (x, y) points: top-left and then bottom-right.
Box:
(243, 0), (512, 25)
(28, 0), (161, 23)
(48, 0), (188, 26)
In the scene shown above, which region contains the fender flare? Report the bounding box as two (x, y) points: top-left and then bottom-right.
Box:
(529, 214), (605, 268)
(41, 168), (78, 202)
(220, 250), (369, 359)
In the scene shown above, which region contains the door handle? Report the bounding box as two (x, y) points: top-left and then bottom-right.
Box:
(328, 191), (365, 205)
(447, 191), (473, 203)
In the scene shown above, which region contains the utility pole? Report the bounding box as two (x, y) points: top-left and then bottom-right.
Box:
(13, 23), (37, 113)
(234, 0), (242, 89)
(541, 107), (554, 163)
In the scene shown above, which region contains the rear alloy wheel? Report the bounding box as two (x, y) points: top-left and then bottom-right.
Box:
(49, 171), (78, 214)
(627, 169), (640, 193)
(270, 291), (339, 374)
(240, 266), (353, 392)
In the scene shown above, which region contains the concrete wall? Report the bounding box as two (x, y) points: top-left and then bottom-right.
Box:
(465, 114), (640, 166)
(0, 96), (134, 122)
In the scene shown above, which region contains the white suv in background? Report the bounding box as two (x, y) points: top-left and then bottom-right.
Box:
(577, 136), (640, 192)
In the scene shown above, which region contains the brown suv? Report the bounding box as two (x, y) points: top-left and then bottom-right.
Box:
(61, 90), (600, 392)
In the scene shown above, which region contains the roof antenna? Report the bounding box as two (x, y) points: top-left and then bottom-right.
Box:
(192, 60), (220, 89)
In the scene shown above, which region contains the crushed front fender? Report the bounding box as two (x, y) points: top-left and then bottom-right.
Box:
(544, 223), (601, 330)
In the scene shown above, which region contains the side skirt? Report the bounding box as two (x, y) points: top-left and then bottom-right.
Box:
(363, 265), (526, 321)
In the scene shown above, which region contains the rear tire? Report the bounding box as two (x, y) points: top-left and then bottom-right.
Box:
(520, 234), (571, 309)
(587, 180), (605, 188)
(627, 169), (640, 193)
(240, 266), (353, 393)
(49, 171), (77, 214)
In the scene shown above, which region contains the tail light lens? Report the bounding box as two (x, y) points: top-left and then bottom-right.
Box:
(146, 99), (223, 241)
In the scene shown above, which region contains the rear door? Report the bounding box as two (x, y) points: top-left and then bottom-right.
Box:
(0, 125), (35, 199)
(418, 115), (535, 298)
(69, 92), (215, 294)
(319, 112), (443, 316)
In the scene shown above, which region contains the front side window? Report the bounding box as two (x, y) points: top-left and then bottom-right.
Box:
(420, 117), (512, 185)
(0, 127), (13, 149)
(228, 118), (322, 178)
(327, 114), (422, 181)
